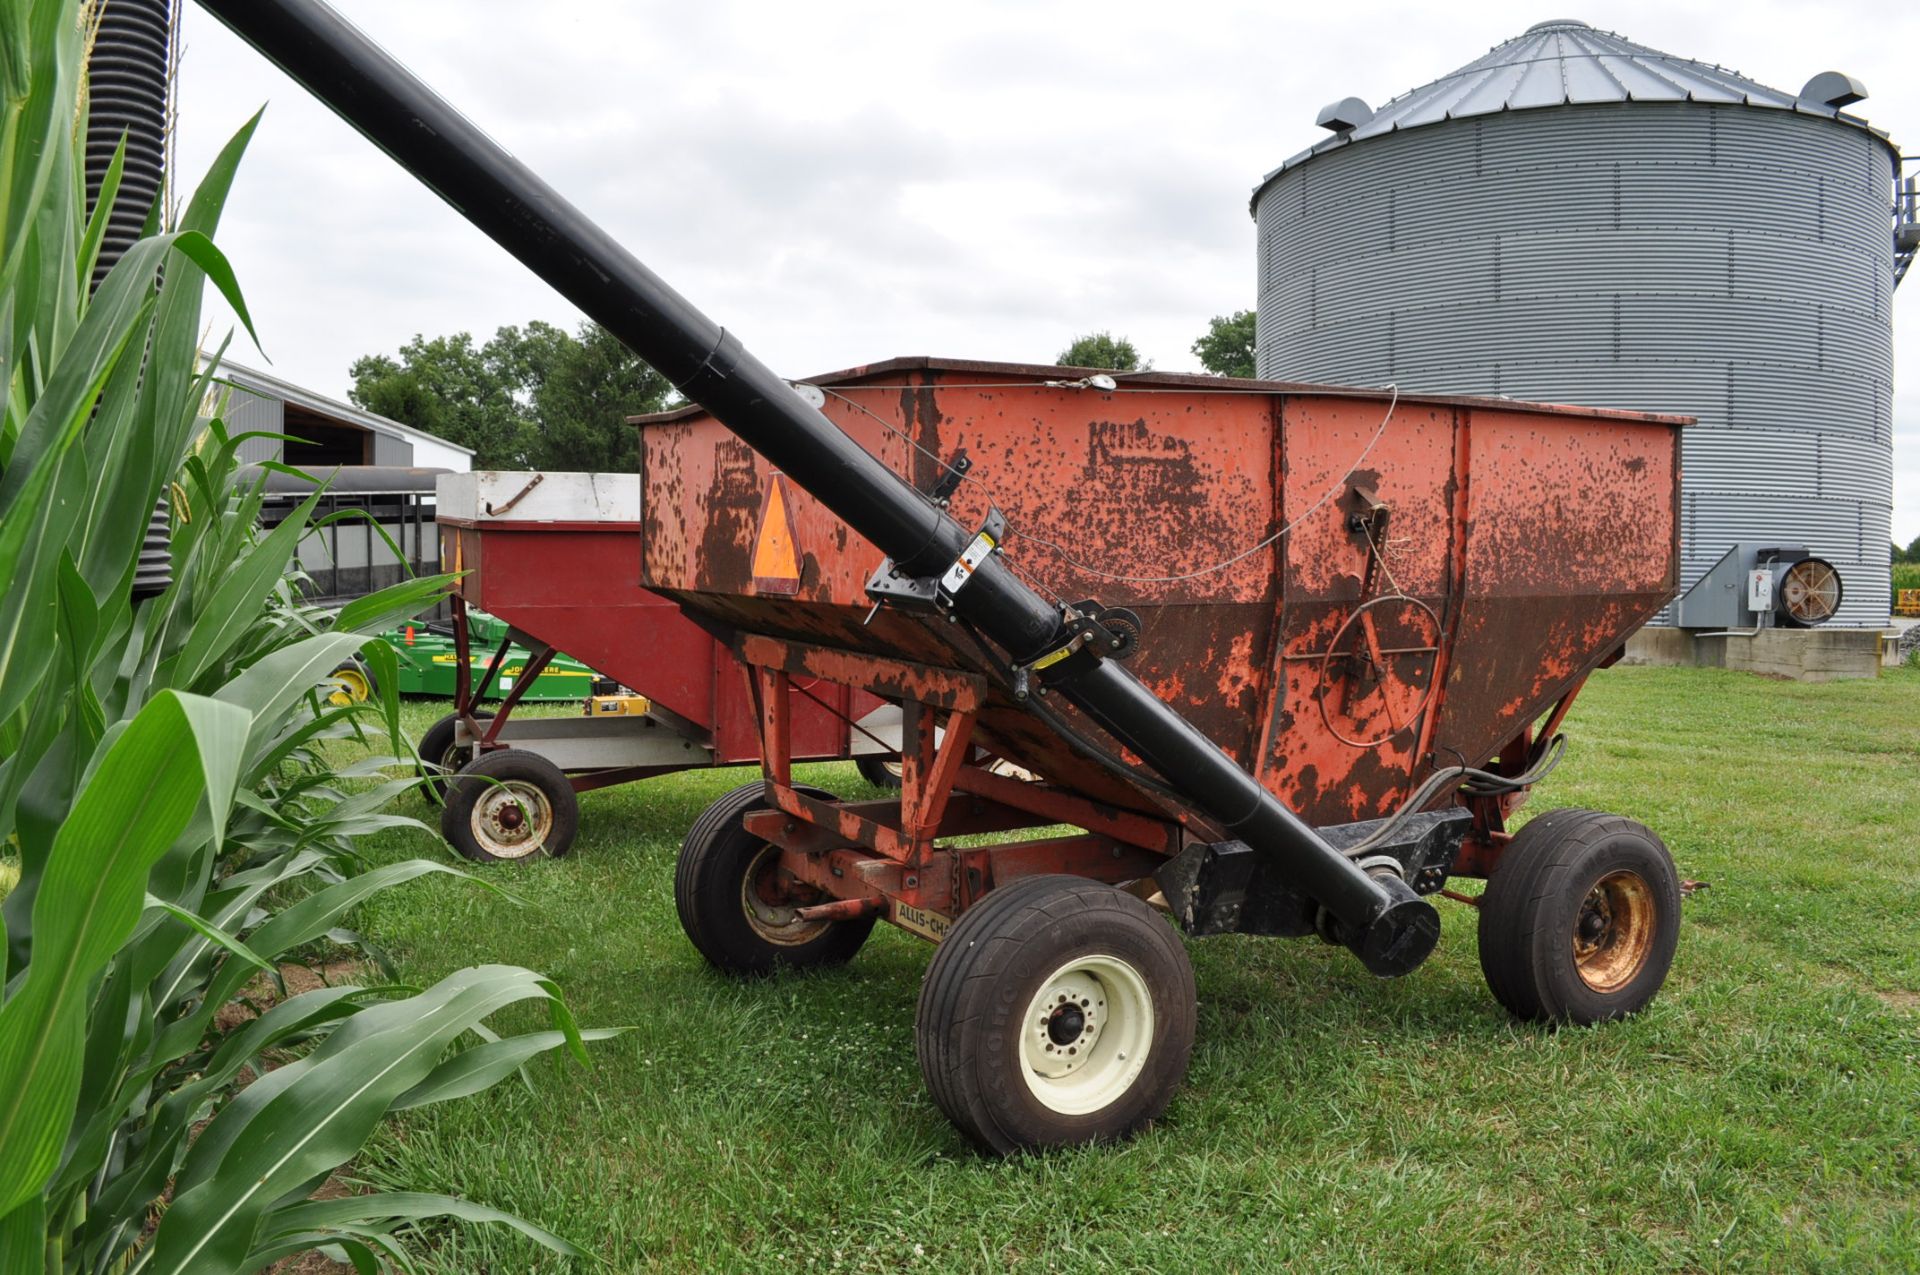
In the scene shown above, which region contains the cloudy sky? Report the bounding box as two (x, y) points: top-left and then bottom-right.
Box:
(174, 1), (1920, 542)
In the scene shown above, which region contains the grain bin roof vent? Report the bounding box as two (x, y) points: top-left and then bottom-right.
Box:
(1315, 97), (1373, 133)
(1799, 70), (1867, 109)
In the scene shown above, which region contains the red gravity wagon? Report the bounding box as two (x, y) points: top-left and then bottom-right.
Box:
(208, 0), (1692, 1154)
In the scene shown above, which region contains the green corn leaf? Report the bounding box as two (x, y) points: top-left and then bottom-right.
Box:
(0, 1194), (45, 1275)
(147, 858), (493, 1068)
(331, 573), (453, 638)
(391, 1027), (627, 1112)
(241, 1233), (391, 1275)
(78, 986), (385, 1240)
(142, 892), (276, 980)
(0, 228), (181, 509)
(258, 1190), (586, 1261)
(165, 485), (325, 691)
(74, 132), (127, 293)
(0, 690), (249, 1217)
(0, 0), (77, 303)
(147, 966), (583, 1274)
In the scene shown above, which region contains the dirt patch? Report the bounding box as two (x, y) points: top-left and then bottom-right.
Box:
(213, 960), (367, 1033)
(268, 1177), (365, 1274)
(1874, 988), (1920, 1013)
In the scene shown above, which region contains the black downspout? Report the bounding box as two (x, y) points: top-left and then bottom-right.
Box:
(86, 0), (178, 600)
(194, 0), (1439, 977)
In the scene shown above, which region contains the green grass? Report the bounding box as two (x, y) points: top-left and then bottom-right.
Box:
(342, 668), (1920, 1272)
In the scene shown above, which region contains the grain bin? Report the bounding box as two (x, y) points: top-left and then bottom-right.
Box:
(1253, 20), (1903, 627)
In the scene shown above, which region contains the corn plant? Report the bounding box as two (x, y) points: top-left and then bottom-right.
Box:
(1, 3), (607, 1269)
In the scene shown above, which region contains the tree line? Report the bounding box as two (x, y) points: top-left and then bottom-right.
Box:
(349, 320), (672, 471)
(1058, 310), (1256, 377)
(350, 311), (1260, 471)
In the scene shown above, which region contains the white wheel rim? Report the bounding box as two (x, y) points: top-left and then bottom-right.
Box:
(470, 781), (552, 860)
(1019, 954), (1154, 1116)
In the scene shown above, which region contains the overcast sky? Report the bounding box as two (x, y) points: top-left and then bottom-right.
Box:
(174, 1), (1920, 543)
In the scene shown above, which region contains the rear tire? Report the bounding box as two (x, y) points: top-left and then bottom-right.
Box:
(854, 755), (903, 789)
(1477, 808), (1681, 1024)
(916, 875), (1196, 1155)
(675, 781), (875, 975)
(440, 749), (579, 864)
(417, 711), (492, 805)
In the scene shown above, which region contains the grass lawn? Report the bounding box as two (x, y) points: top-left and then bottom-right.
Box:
(341, 666), (1920, 1272)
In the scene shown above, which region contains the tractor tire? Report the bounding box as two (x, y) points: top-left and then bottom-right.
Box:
(325, 658), (375, 707)
(440, 748), (579, 864)
(854, 755), (903, 790)
(1477, 808), (1681, 1025)
(417, 711), (492, 805)
(675, 781), (875, 976)
(916, 874), (1195, 1155)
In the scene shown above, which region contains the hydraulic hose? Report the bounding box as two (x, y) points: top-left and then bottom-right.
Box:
(196, 0), (1439, 977)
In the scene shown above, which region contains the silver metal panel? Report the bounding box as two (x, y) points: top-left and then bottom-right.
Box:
(372, 431), (412, 467)
(221, 385), (283, 464)
(455, 714), (709, 771)
(1257, 99), (1897, 627)
(435, 471), (640, 523)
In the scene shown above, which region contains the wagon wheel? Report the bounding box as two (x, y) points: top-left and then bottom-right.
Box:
(1477, 808), (1682, 1024)
(440, 749), (579, 864)
(916, 875), (1195, 1154)
(675, 781), (875, 975)
(1313, 594), (1441, 748)
(1777, 558), (1842, 626)
(416, 710), (492, 804)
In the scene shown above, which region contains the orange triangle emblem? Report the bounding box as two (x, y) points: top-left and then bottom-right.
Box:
(752, 475), (802, 595)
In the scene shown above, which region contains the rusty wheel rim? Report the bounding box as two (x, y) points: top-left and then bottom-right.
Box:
(1571, 870), (1657, 994)
(470, 781), (551, 860)
(740, 842), (829, 946)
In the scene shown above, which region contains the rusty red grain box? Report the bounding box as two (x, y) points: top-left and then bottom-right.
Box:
(634, 357), (1683, 826)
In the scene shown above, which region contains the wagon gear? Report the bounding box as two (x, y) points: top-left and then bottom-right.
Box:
(440, 749), (580, 864)
(205, 0), (1693, 1154)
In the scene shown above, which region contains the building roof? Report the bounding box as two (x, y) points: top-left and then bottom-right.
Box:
(212, 357), (476, 457)
(1252, 18), (1898, 209)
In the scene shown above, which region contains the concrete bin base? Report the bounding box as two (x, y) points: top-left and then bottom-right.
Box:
(1620, 626), (1887, 681)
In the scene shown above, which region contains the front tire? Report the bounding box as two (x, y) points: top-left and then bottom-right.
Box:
(440, 749), (580, 864)
(1477, 808), (1681, 1024)
(674, 781), (875, 975)
(916, 875), (1196, 1155)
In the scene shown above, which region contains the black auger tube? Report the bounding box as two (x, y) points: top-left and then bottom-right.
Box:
(198, 0), (1438, 977)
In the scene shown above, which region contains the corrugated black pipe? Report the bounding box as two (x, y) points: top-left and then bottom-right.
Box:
(85, 0), (177, 599)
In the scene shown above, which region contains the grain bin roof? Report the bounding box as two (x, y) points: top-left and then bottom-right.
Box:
(1251, 18), (1897, 211)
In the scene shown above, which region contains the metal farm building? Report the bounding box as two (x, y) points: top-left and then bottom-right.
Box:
(1253, 20), (1907, 627)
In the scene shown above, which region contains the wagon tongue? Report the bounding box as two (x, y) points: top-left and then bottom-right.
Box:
(201, 0), (1442, 978)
